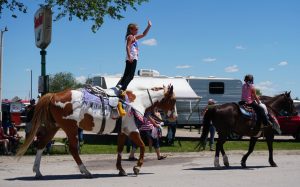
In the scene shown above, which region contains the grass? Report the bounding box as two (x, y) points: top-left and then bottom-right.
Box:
(48, 139), (300, 155)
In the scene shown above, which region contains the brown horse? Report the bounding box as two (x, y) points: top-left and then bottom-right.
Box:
(16, 85), (177, 178)
(199, 92), (296, 168)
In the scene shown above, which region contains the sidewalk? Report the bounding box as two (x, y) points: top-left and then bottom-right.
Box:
(17, 126), (294, 140)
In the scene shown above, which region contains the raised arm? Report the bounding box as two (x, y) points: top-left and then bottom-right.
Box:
(135, 20), (152, 40)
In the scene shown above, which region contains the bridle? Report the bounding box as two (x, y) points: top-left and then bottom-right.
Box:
(266, 93), (294, 116)
(146, 88), (177, 121)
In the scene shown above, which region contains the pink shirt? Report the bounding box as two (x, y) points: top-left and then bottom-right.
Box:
(241, 83), (254, 104)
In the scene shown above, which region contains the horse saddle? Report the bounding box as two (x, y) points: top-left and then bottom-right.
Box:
(83, 85), (122, 119)
(238, 102), (256, 120)
(85, 84), (121, 103)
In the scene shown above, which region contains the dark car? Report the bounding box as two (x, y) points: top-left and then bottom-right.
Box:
(277, 101), (300, 140)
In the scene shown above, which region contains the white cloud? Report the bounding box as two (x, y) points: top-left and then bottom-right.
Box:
(202, 57), (216, 63)
(256, 81), (277, 96)
(235, 45), (246, 50)
(176, 65), (191, 69)
(225, 65), (239, 73)
(278, 61), (288, 66)
(268, 67), (275, 71)
(141, 38), (157, 46)
(76, 76), (87, 84)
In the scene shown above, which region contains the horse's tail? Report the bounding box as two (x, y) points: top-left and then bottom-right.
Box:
(16, 93), (54, 158)
(196, 107), (216, 151)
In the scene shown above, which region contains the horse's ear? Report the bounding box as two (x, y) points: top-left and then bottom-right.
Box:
(287, 91), (291, 97)
(169, 85), (174, 95)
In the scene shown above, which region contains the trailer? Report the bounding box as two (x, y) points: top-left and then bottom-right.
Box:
(186, 76), (242, 125)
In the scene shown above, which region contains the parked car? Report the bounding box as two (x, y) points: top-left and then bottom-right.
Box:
(276, 100), (300, 140)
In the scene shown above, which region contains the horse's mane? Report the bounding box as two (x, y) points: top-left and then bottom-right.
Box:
(261, 92), (289, 105)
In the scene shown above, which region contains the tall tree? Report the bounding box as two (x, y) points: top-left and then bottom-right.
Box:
(256, 88), (262, 96)
(49, 72), (82, 92)
(0, 0), (149, 32)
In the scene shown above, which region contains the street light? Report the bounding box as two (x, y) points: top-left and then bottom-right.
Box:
(26, 69), (33, 100)
(0, 26), (8, 122)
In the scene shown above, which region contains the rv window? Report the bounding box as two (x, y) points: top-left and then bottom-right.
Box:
(209, 82), (224, 94)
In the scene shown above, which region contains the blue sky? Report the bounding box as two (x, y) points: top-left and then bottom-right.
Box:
(1, 0), (300, 100)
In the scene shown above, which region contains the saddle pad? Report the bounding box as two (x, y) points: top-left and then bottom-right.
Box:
(240, 107), (254, 119)
(81, 89), (110, 117)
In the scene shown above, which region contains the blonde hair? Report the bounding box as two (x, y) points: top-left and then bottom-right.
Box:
(125, 23), (138, 40)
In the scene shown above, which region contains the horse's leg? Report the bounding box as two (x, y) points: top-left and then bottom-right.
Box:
(219, 138), (229, 168)
(33, 126), (59, 179)
(266, 132), (277, 167)
(241, 137), (258, 168)
(62, 125), (92, 178)
(116, 132), (127, 176)
(214, 138), (221, 168)
(129, 131), (145, 175)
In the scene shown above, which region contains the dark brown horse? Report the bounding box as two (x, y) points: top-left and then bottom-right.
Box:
(199, 92), (296, 168)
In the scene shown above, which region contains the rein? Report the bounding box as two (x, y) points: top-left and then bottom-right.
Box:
(146, 89), (154, 106)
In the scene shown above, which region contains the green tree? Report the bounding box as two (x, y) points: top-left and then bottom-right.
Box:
(256, 88), (262, 96)
(0, 0), (149, 32)
(49, 72), (82, 92)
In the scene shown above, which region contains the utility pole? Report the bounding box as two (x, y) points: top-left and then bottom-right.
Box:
(0, 26), (8, 121)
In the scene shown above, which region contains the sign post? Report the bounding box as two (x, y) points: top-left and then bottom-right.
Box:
(34, 6), (52, 96)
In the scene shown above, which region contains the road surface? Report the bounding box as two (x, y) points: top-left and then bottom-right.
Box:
(1, 150), (300, 187)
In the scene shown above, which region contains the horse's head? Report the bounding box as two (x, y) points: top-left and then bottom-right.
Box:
(267, 91), (297, 116)
(155, 85), (177, 120)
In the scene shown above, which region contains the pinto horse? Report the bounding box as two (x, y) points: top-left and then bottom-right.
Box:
(199, 92), (296, 168)
(16, 85), (177, 178)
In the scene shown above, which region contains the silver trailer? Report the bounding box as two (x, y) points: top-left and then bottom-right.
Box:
(185, 77), (242, 126)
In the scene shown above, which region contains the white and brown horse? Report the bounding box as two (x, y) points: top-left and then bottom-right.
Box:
(16, 85), (177, 178)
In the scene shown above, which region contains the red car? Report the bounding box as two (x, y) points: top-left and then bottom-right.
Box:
(277, 101), (300, 140)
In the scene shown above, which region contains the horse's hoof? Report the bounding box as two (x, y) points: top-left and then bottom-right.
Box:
(223, 155), (229, 168)
(224, 163), (230, 168)
(270, 162), (278, 167)
(133, 166), (140, 175)
(34, 174), (43, 180)
(84, 173), (93, 178)
(241, 161), (247, 168)
(118, 170), (128, 176)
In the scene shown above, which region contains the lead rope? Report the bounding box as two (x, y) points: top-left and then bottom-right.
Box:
(147, 89), (154, 106)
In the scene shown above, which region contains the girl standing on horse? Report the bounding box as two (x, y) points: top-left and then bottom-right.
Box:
(241, 74), (271, 128)
(116, 20), (152, 93)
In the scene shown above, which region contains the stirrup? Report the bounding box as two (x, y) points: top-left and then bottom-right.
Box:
(117, 102), (126, 117)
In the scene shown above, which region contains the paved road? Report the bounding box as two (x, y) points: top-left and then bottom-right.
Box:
(1, 150), (300, 187)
